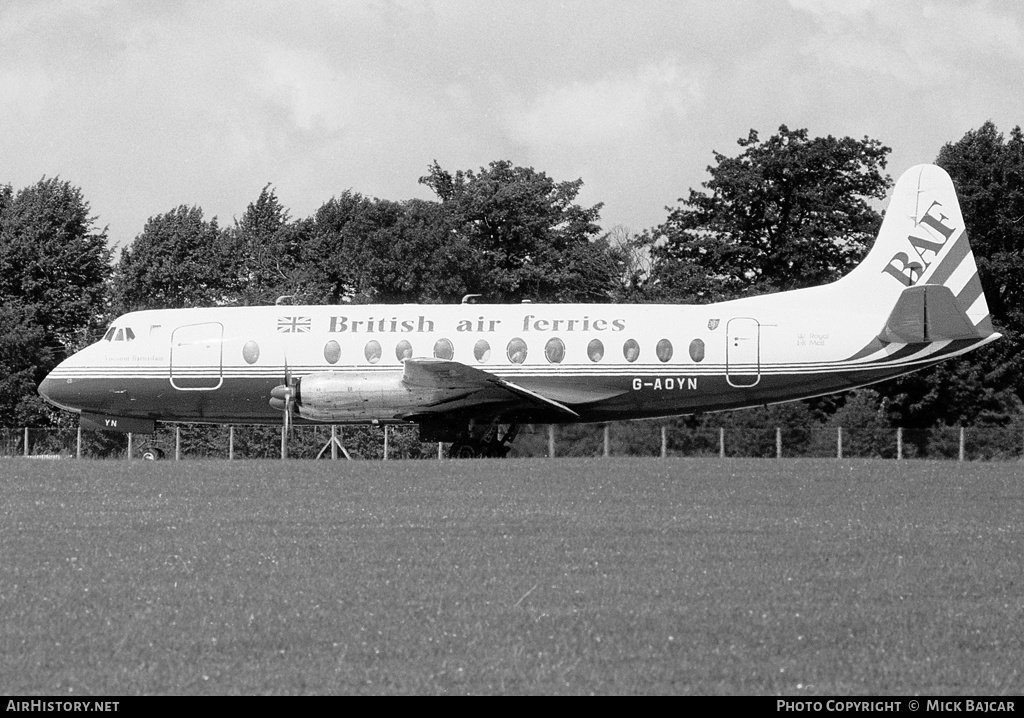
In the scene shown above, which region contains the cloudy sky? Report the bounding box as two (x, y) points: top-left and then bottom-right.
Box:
(2, 0), (1022, 252)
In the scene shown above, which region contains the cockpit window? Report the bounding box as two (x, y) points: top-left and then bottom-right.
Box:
(104, 326), (136, 342)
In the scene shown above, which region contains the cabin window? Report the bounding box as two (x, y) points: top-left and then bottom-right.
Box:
(242, 340), (260, 365)
(365, 340), (382, 364)
(623, 339), (640, 363)
(507, 338), (528, 364)
(688, 338), (706, 363)
(544, 337), (565, 364)
(396, 340), (413, 361)
(324, 340), (341, 364)
(656, 339), (673, 363)
(587, 339), (604, 362)
(474, 339), (491, 363)
(433, 338), (454, 360)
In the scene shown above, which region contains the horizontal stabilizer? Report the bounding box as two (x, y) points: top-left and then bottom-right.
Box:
(403, 358), (579, 417)
(879, 285), (982, 343)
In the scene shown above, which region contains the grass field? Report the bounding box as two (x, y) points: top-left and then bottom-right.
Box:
(1, 457), (1022, 695)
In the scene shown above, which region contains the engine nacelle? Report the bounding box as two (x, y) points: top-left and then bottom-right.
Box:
(296, 371), (437, 421)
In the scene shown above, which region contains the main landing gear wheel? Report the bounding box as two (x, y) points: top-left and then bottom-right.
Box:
(448, 423), (519, 458)
(450, 442), (479, 459)
(141, 447), (165, 461)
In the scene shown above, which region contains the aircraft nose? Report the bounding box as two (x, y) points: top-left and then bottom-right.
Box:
(38, 365), (80, 412)
(38, 372), (61, 406)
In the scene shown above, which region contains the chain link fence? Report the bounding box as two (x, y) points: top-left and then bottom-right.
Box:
(3, 421), (1024, 460)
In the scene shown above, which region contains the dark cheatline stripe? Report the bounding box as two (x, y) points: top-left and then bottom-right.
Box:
(841, 336), (984, 371)
(871, 343), (930, 364)
(876, 338), (986, 366)
(840, 330), (970, 367)
(843, 338), (887, 363)
(925, 229), (971, 288)
(916, 338), (981, 361)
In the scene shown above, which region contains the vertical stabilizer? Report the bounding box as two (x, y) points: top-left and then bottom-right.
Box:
(841, 164), (994, 337)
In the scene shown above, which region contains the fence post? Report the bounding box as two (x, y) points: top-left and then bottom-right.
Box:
(24, 427), (29, 457)
(383, 425), (390, 460)
(127, 432), (133, 460)
(330, 425), (338, 461)
(548, 425), (556, 458)
(897, 427), (903, 460)
(837, 427), (843, 459)
(776, 427), (782, 459)
(661, 425), (667, 458)
(175, 426), (181, 461)
(281, 425), (287, 460)
(959, 426), (965, 462)
(603, 424), (610, 457)
(77, 426), (82, 460)
(229, 425), (235, 460)
(719, 427), (725, 458)
(438, 441), (443, 460)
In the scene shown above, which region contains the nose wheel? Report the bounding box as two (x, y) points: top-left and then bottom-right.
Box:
(140, 446), (165, 461)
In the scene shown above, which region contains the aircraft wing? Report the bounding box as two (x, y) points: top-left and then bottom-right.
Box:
(401, 357), (580, 418)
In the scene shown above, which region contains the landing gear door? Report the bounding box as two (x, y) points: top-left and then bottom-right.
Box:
(726, 317), (760, 388)
(170, 322), (224, 390)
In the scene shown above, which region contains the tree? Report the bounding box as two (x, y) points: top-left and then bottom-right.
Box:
(644, 126), (891, 302)
(298, 190), (377, 303)
(0, 177), (111, 425)
(0, 177), (112, 345)
(419, 160), (621, 303)
(293, 191), (455, 305)
(820, 389), (895, 458)
(110, 205), (231, 313)
(353, 198), (475, 304)
(602, 225), (652, 302)
(223, 184), (306, 305)
(0, 300), (55, 426)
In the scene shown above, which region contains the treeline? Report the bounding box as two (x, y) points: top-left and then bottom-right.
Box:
(2, 123), (1023, 456)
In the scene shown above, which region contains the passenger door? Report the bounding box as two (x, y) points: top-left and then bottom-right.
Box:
(170, 322), (224, 390)
(726, 317), (760, 388)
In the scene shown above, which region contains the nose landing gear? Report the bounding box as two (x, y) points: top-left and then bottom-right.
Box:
(140, 446), (165, 461)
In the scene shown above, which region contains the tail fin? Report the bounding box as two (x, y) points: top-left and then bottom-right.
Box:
(842, 164), (995, 340)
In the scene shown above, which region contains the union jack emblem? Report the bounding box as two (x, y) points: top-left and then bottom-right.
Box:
(707, 318), (720, 331)
(277, 316), (311, 333)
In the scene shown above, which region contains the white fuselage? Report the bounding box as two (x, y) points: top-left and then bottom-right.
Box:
(36, 166), (1002, 436)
